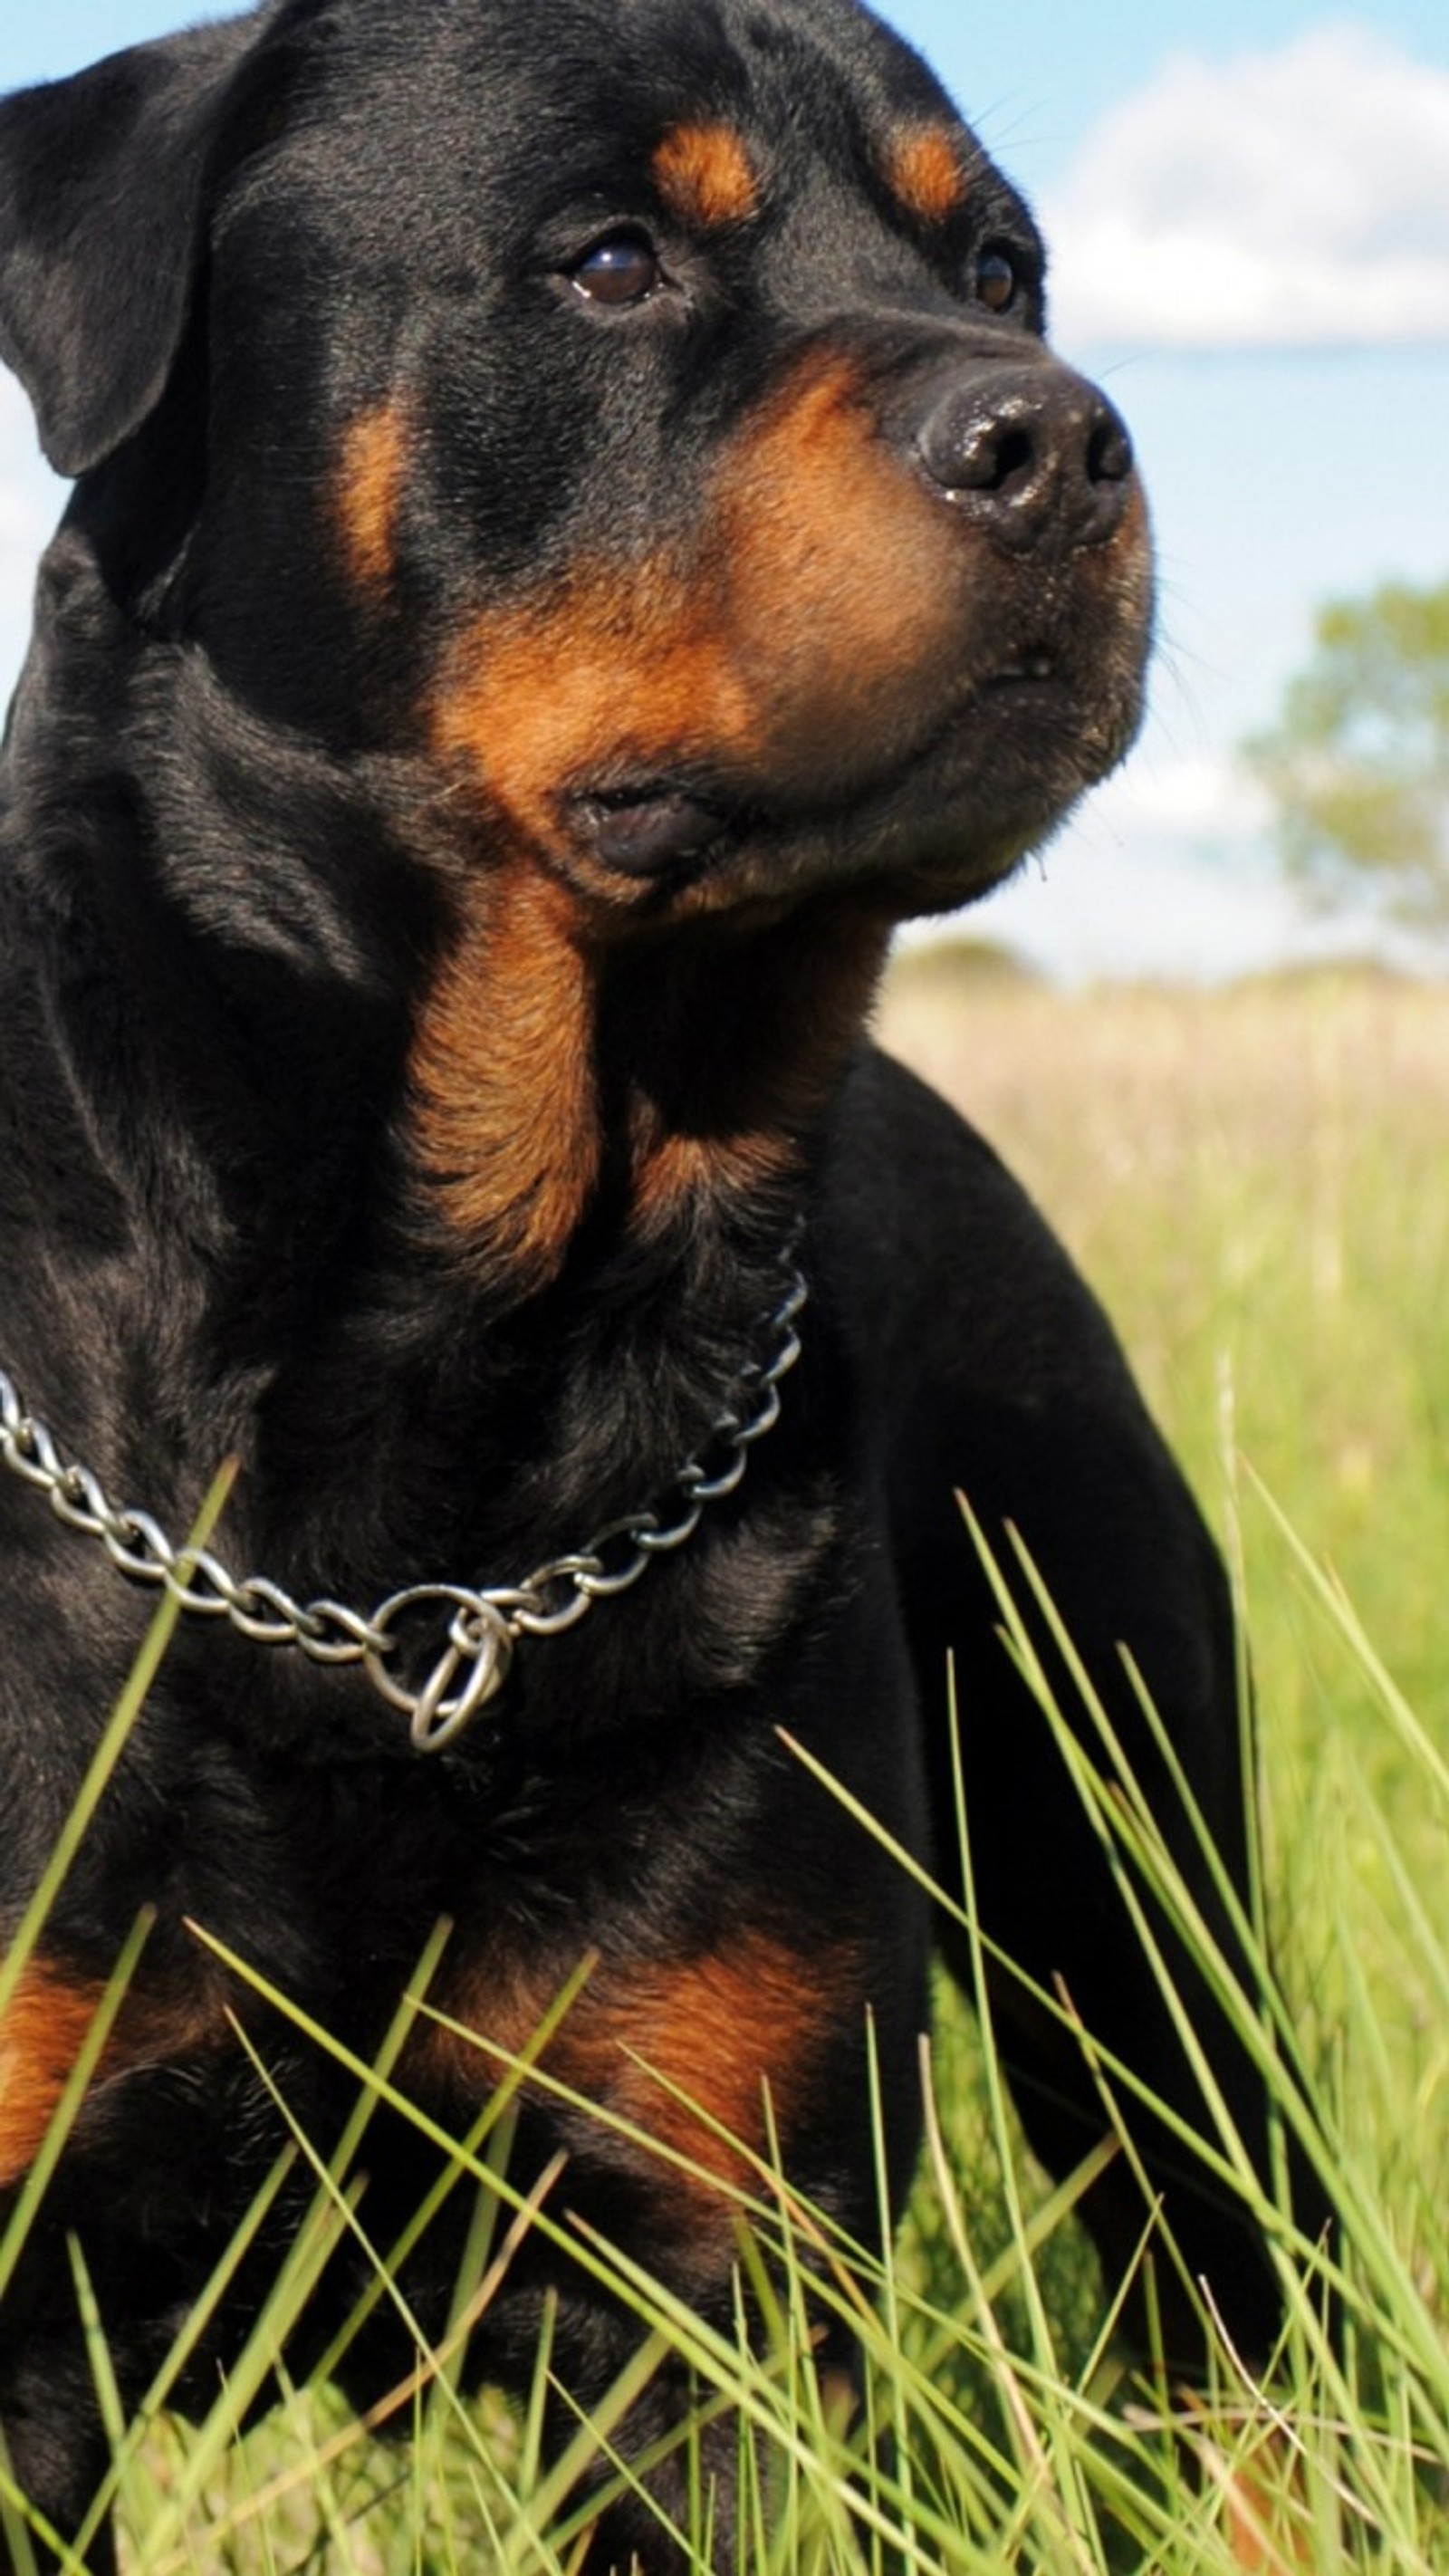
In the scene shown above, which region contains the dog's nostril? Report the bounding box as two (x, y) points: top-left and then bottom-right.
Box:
(928, 406), (1039, 498)
(975, 423), (1034, 493)
(1087, 417), (1133, 485)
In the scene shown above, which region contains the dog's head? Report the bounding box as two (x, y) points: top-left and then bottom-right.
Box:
(0, 0), (1151, 936)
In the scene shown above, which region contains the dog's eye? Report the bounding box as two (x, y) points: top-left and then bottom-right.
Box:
(569, 230), (665, 307)
(974, 246), (1021, 314)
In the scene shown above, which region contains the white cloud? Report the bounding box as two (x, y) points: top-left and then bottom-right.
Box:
(1042, 24), (1449, 350)
(1098, 753), (1272, 843)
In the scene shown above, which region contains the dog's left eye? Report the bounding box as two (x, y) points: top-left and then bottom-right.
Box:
(568, 230), (665, 307)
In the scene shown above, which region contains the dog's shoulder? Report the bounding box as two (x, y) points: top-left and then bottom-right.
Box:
(818, 1040), (1136, 1409)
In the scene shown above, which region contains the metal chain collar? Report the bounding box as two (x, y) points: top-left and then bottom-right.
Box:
(0, 1254), (808, 1755)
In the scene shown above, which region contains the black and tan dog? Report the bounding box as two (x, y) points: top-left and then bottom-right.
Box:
(0, 1), (1315, 2567)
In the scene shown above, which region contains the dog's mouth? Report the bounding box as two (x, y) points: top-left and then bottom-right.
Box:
(980, 649), (1059, 688)
(564, 639), (1130, 908)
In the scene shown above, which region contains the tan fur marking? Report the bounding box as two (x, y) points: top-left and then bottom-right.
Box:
(430, 353), (964, 853)
(631, 1127), (797, 1216)
(337, 402), (410, 588)
(408, 867), (601, 1286)
(0, 1969), (102, 2186)
(652, 122), (760, 230)
(888, 124), (969, 226)
(0, 1962), (216, 2188)
(432, 570), (744, 859)
(553, 1934), (825, 2181)
(1176, 2398), (1314, 2572)
(709, 356), (974, 782)
(418, 1931), (856, 2235)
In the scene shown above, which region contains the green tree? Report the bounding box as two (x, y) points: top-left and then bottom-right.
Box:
(1248, 577), (1449, 926)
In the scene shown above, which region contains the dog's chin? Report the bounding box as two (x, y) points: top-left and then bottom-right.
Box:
(556, 669), (1143, 928)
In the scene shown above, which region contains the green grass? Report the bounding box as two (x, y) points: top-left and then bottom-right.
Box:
(5, 963), (1449, 2571)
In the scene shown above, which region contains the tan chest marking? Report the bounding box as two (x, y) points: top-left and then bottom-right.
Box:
(408, 866), (602, 1286)
(417, 1929), (857, 2239)
(0, 1959), (219, 2188)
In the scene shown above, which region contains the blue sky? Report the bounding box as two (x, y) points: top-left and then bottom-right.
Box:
(3, 1), (1447, 978)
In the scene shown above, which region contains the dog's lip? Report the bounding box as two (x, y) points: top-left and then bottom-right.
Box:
(571, 658), (1060, 848)
(571, 781), (739, 879)
(979, 647), (1059, 687)
(569, 773), (746, 886)
(564, 645), (1127, 892)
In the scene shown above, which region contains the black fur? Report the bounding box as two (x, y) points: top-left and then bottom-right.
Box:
(0, 4), (1318, 2568)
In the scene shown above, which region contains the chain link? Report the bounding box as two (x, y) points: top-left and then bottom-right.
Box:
(0, 1250), (808, 1754)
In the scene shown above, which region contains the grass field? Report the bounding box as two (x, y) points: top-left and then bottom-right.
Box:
(5, 959), (1448, 2572)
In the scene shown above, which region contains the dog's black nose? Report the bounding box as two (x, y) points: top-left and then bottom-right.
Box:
(913, 363), (1136, 554)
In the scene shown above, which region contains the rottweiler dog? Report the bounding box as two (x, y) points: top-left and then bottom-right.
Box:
(0, 1), (1317, 2568)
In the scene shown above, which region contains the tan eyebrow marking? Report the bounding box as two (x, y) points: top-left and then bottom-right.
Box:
(887, 123), (970, 226)
(336, 400), (410, 589)
(652, 122), (760, 229)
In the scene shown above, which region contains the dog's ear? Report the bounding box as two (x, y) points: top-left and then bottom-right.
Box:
(0, 22), (260, 477)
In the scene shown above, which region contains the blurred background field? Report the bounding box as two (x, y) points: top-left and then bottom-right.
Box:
(879, 943), (1449, 2103)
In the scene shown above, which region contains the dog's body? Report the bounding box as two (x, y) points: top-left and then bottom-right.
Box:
(0, 3), (1309, 2566)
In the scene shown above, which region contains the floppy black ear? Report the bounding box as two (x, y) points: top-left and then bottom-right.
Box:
(0, 20), (260, 477)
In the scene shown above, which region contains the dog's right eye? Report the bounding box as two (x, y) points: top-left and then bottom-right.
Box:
(974, 245), (1022, 315)
(567, 230), (665, 307)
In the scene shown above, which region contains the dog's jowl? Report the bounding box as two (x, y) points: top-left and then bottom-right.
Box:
(0, 3), (1319, 2568)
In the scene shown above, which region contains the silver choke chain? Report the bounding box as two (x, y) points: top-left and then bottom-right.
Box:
(0, 1254), (808, 1755)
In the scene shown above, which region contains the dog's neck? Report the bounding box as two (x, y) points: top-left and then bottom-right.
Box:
(405, 864), (891, 1298)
